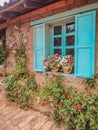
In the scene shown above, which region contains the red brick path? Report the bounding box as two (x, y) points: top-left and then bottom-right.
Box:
(0, 79), (64, 130)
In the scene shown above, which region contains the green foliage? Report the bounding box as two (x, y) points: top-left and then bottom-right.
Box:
(5, 73), (37, 108)
(5, 39), (37, 109)
(85, 74), (98, 89)
(39, 75), (64, 104)
(0, 45), (8, 65)
(55, 88), (98, 130)
(39, 76), (98, 130)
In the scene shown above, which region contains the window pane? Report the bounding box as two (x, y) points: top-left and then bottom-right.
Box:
(66, 22), (75, 33)
(54, 26), (62, 35)
(66, 36), (74, 46)
(54, 37), (62, 46)
(54, 49), (62, 55)
(66, 48), (74, 56)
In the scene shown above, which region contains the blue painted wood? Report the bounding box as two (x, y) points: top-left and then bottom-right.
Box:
(34, 24), (45, 71)
(52, 24), (63, 55)
(75, 11), (96, 78)
(52, 23), (75, 57)
(66, 33), (75, 36)
(62, 24), (66, 56)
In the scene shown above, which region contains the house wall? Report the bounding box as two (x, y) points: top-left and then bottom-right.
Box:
(6, 5), (98, 91)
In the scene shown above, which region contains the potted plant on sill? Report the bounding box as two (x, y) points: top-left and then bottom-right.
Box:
(43, 54), (62, 72)
(60, 55), (74, 74)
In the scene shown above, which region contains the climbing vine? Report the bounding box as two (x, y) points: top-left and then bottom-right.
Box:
(5, 29), (37, 108)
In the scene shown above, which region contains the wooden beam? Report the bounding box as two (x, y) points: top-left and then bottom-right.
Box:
(0, 0), (67, 29)
(23, 1), (42, 8)
(0, 0), (25, 13)
(2, 11), (19, 18)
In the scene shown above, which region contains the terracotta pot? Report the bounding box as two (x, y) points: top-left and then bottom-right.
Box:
(62, 66), (73, 74)
(51, 67), (59, 72)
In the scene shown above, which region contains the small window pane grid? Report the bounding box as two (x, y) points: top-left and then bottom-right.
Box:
(52, 22), (75, 74)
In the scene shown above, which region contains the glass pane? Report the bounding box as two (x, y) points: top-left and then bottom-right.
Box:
(66, 22), (75, 33)
(54, 26), (62, 35)
(54, 37), (62, 46)
(66, 36), (74, 46)
(66, 48), (74, 56)
(54, 49), (62, 55)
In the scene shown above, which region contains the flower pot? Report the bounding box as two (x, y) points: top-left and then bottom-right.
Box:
(62, 66), (73, 74)
(51, 67), (59, 72)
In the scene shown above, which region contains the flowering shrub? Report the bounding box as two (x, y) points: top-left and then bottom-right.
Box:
(43, 54), (62, 71)
(56, 88), (98, 130)
(39, 75), (98, 130)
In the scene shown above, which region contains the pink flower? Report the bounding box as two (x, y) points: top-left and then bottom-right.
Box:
(3, 99), (8, 103)
(12, 50), (17, 54)
(42, 58), (46, 61)
(6, 67), (10, 72)
(45, 61), (49, 67)
(54, 54), (59, 59)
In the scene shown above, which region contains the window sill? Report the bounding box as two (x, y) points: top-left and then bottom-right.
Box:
(44, 71), (76, 78)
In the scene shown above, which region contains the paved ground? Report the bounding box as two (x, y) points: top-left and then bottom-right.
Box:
(0, 78), (65, 130)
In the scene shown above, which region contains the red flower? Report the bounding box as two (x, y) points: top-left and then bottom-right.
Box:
(37, 84), (41, 88)
(64, 93), (72, 100)
(42, 82), (45, 85)
(67, 95), (72, 100)
(60, 120), (64, 125)
(64, 92), (68, 97)
(4, 94), (8, 97)
(41, 102), (46, 107)
(76, 104), (83, 110)
(58, 101), (64, 105)
(0, 70), (2, 74)
(0, 89), (2, 92)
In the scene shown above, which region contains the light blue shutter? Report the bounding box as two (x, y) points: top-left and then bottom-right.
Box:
(34, 24), (45, 71)
(75, 11), (96, 78)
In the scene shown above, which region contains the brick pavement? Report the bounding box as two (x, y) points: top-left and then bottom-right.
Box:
(0, 78), (64, 130)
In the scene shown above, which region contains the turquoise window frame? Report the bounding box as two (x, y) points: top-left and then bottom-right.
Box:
(33, 9), (96, 78)
(51, 23), (75, 56)
(51, 22), (75, 75)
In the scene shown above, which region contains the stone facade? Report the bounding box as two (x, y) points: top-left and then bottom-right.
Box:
(6, 3), (98, 91)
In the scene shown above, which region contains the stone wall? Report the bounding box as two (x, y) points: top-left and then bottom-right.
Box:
(6, 7), (98, 91)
